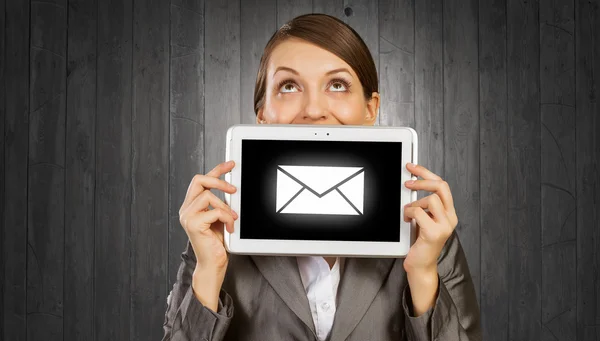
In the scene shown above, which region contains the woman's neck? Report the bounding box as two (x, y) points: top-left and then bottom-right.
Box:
(323, 256), (336, 270)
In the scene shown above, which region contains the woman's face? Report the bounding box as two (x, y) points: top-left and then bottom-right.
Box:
(257, 38), (380, 125)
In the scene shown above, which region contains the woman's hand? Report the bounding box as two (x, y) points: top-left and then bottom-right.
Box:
(403, 162), (458, 273)
(178, 160), (238, 310)
(402, 162), (458, 315)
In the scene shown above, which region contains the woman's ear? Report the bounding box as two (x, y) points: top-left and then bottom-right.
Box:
(364, 92), (380, 126)
(256, 108), (266, 124)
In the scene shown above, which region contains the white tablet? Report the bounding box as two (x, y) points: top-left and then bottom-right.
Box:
(223, 124), (418, 257)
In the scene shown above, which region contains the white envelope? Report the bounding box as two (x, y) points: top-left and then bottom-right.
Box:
(275, 165), (365, 215)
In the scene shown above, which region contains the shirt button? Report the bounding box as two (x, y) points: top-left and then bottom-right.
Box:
(321, 302), (331, 311)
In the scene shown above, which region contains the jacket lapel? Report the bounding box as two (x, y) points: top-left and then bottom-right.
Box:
(329, 257), (396, 341)
(250, 255), (316, 336)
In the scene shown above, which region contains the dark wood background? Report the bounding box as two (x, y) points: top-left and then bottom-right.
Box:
(2, 0), (598, 340)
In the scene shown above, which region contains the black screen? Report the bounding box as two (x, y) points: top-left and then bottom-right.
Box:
(240, 139), (402, 242)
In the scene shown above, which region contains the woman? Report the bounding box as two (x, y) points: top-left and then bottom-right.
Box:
(162, 14), (481, 341)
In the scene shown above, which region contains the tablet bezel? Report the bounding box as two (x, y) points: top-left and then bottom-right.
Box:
(224, 124), (417, 258)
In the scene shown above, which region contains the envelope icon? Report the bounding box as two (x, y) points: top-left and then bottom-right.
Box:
(276, 165), (365, 215)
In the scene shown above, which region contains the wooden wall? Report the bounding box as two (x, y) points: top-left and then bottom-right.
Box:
(2, 0), (598, 340)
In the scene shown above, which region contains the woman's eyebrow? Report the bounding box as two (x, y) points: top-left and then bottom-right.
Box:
(274, 66), (299, 75)
(324, 68), (352, 76)
(274, 66), (352, 77)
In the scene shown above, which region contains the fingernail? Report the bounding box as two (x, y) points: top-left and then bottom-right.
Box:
(227, 160), (234, 166)
(405, 180), (415, 186)
(407, 162), (413, 167)
(232, 210), (238, 219)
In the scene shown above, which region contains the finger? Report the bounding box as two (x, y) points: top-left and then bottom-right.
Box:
(406, 163), (443, 181)
(180, 191), (238, 233)
(181, 174), (237, 213)
(184, 207), (235, 235)
(410, 217), (420, 240)
(404, 179), (455, 211)
(404, 206), (434, 227)
(206, 160), (235, 178)
(406, 194), (449, 224)
(181, 190), (237, 225)
(212, 221), (226, 244)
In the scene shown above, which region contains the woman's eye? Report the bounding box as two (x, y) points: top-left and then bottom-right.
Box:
(329, 80), (350, 92)
(279, 82), (298, 93)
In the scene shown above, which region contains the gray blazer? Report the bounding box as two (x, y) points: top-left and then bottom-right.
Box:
(162, 231), (481, 341)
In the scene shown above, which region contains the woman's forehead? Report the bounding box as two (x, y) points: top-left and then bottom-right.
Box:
(267, 39), (357, 78)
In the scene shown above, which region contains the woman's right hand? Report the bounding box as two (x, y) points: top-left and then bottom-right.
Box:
(178, 160), (238, 310)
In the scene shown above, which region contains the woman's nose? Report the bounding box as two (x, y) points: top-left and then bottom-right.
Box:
(301, 91), (328, 121)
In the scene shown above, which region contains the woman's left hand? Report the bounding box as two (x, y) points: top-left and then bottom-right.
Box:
(403, 162), (458, 274)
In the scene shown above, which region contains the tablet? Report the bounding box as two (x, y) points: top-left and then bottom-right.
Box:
(223, 124), (418, 257)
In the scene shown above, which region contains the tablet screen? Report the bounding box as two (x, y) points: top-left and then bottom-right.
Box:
(240, 139), (403, 242)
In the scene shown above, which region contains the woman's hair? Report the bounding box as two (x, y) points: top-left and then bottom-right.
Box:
(253, 13), (379, 115)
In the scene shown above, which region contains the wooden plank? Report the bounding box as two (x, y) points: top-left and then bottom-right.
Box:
(168, 0), (205, 288)
(541, 245), (576, 341)
(582, 327), (600, 341)
(344, 0), (379, 111)
(240, 0), (276, 124)
(507, 0), (541, 339)
(95, 0), (132, 340)
(3, 1), (29, 340)
(575, 0), (600, 340)
(443, 0), (480, 301)
(204, 0), (240, 187)
(0, 0), (5, 335)
(478, 0), (508, 340)
(313, 0), (344, 17)
(415, 0), (443, 198)
(539, 1), (577, 340)
(64, 0), (96, 340)
(27, 0), (67, 340)
(277, 0), (312, 27)
(378, 0), (412, 128)
(131, 0), (170, 339)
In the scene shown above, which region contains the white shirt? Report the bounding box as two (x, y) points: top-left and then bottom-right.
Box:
(296, 256), (345, 341)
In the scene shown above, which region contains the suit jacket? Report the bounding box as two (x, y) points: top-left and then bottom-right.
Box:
(162, 231), (481, 341)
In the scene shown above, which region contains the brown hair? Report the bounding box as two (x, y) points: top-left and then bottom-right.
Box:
(253, 13), (379, 115)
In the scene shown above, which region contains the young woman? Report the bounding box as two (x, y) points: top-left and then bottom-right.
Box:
(162, 14), (481, 341)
